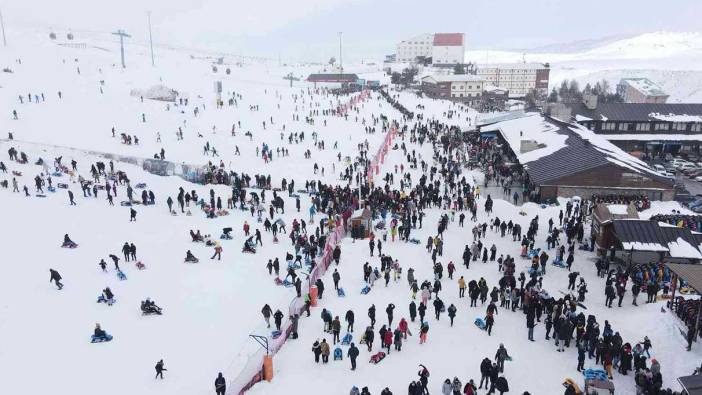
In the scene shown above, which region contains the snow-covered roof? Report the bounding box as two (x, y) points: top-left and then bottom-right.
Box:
(667, 237), (702, 259)
(570, 103), (702, 122)
(481, 113), (568, 164)
(481, 113), (673, 186)
(620, 78), (667, 97)
(648, 113), (702, 122)
(620, 242), (669, 252)
(607, 204), (629, 215)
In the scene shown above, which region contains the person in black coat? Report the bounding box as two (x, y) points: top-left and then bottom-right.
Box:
(487, 363), (499, 394)
(386, 303), (395, 327)
(494, 376), (509, 395)
(273, 310), (284, 331)
(479, 357), (492, 389)
(409, 301), (417, 322)
(526, 307), (536, 341)
(312, 340), (322, 363)
(315, 278), (325, 299)
(447, 304), (457, 326)
(155, 359), (166, 379)
(364, 326), (374, 351)
(347, 343), (359, 370)
(368, 304), (376, 327)
(295, 278), (302, 298)
(214, 372), (226, 395)
(49, 269), (63, 289)
(345, 309), (355, 332)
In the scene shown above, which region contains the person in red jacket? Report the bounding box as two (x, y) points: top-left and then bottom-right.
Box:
(399, 318), (409, 339)
(243, 221), (250, 236)
(383, 329), (393, 354)
(447, 261), (456, 279)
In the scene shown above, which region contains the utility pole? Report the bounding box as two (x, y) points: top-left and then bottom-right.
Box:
(0, 8), (7, 47)
(338, 32), (343, 78)
(112, 29), (131, 68)
(147, 12), (155, 66)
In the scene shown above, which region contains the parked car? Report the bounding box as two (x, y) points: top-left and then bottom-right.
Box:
(696, 175), (702, 182)
(678, 163), (697, 172)
(687, 169), (702, 178)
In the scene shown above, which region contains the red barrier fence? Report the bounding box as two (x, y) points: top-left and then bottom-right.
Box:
(228, 91), (368, 394)
(230, 221), (347, 394)
(367, 126), (397, 183)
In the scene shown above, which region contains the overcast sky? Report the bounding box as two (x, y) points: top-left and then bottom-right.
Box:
(4, 0), (701, 61)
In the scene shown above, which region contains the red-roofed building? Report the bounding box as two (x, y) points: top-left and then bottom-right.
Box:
(394, 33), (465, 65)
(432, 33), (464, 47)
(432, 33), (465, 65)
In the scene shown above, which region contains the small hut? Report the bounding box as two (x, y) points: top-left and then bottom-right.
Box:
(591, 202), (638, 252)
(350, 207), (372, 239)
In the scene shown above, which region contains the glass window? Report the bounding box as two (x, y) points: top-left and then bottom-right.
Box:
(602, 122), (616, 131)
(636, 123), (651, 132)
(618, 123), (630, 131)
(692, 123), (702, 132)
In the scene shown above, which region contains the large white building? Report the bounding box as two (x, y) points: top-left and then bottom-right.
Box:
(476, 63), (550, 97)
(395, 34), (434, 63)
(395, 33), (465, 65)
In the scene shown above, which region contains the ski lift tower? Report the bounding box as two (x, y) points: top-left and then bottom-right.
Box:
(112, 29), (131, 68)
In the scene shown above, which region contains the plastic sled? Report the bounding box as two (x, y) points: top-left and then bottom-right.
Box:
(135, 183), (147, 189)
(474, 317), (486, 330)
(341, 333), (352, 345)
(337, 288), (346, 297)
(282, 279), (294, 288)
(52, 171), (63, 177)
(91, 334), (113, 343)
(361, 285), (371, 295)
(117, 271), (127, 281)
(334, 347), (343, 360)
(271, 330), (282, 339)
(274, 277), (283, 285)
(582, 368), (609, 382)
(220, 234), (233, 240)
(48, 186), (56, 193)
(57, 183), (68, 189)
(61, 243), (78, 249)
(409, 238), (420, 244)
(120, 201), (132, 207)
(369, 352), (386, 364)
(552, 259), (566, 268)
(96, 295), (116, 306)
(135, 261), (146, 270)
